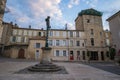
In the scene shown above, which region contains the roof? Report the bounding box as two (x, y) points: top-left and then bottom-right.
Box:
(78, 8), (102, 16)
(12, 27), (84, 32)
(106, 10), (120, 21)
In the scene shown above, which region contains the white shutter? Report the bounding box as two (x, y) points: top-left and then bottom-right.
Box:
(60, 40), (62, 46)
(73, 40), (75, 47)
(66, 50), (68, 56)
(74, 32), (76, 37)
(54, 40), (56, 46)
(54, 50), (56, 56)
(63, 32), (66, 37)
(68, 31), (70, 37)
(79, 32), (81, 38)
(41, 32), (43, 36)
(10, 36), (13, 42)
(40, 44), (42, 48)
(60, 50), (63, 56)
(53, 31), (54, 36)
(34, 43), (36, 48)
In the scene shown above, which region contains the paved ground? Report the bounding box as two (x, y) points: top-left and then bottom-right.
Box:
(83, 62), (120, 75)
(0, 58), (120, 80)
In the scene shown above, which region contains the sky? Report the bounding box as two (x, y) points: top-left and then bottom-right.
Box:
(3, 0), (120, 30)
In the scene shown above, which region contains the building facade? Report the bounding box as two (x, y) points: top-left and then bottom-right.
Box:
(0, 1), (111, 61)
(75, 9), (107, 61)
(107, 11), (120, 57)
(0, 0), (7, 54)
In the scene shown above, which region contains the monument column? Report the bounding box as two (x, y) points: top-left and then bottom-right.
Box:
(40, 16), (52, 64)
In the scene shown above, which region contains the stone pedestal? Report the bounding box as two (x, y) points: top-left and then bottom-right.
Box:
(40, 47), (52, 64)
(28, 47), (62, 72)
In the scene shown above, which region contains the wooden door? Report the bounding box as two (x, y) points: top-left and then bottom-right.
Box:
(18, 49), (25, 59)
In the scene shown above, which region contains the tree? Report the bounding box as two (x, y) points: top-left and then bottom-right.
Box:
(109, 47), (116, 60)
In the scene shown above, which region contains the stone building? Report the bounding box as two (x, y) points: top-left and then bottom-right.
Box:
(4, 26), (86, 61)
(0, 0), (111, 61)
(104, 30), (112, 47)
(75, 8), (107, 61)
(2, 9), (110, 62)
(107, 10), (120, 57)
(0, 0), (7, 54)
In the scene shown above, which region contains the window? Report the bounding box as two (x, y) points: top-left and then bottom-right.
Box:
(49, 31), (53, 36)
(36, 50), (39, 52)
(100, 32), (102, 36)
(87, 19), (90, 23)
(82, 51), (85, 60)
(38, 32), (41, 36)
(106, 39), (110, 46)
(18, 30), (22, 35)
(77, 51), (80, 56)
(33, 31), (37, 36)
(36, 43), (40, 48)
(82, 43), (84, 47)
(13, 30), (17, 35)
(70, 31), (73, 37)
(24, 37), (28, 43)
(56, 31), (59, 36)
(70, 40), (73, 46)
(12, 36), (16, 42)
(63, 32), (66, 37)
(63, 50), (67, 56)
(23, 30), (27, 35)
(91, 38), (94, 46)
(76, 32), (79, 37)
(48, 40), (52, 46)
(91, 29), (94, 35)
(28, 31), (32, 36)
(22, 37), (24, 42)
(76, 41), (80, 46)
(63, 40), (66, 46)
(56, 50), (59, 56)
(56, 40), (60, 46)
(105, 33), (109, 38)
(17, 37), (21, 42)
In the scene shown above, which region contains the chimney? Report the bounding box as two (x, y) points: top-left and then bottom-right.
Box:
(29, 25), (31, 29)
(41, 28), (43, 30)
(15, 23), (17, 26)
(10, 22), (13, 25)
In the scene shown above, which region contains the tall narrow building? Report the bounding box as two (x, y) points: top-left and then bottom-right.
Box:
(0, 0), (7, 54)
(75, 8), (106, 61)
(0, 0), (7, 44)
(107, 11), (120, 57)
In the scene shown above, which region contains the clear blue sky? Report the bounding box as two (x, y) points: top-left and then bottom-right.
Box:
(3, 0), (120, 30)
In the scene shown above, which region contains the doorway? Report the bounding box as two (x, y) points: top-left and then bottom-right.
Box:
(77, 51), (80, 60)
(70, 51), (74, 60)
(18, 49), (25, 58)
(90, 51), (98, 60)
(101, 51), (104, 60)
(35, 50), (40, 60)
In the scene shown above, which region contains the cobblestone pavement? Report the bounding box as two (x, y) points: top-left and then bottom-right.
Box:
(0, 58), (120, 80)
